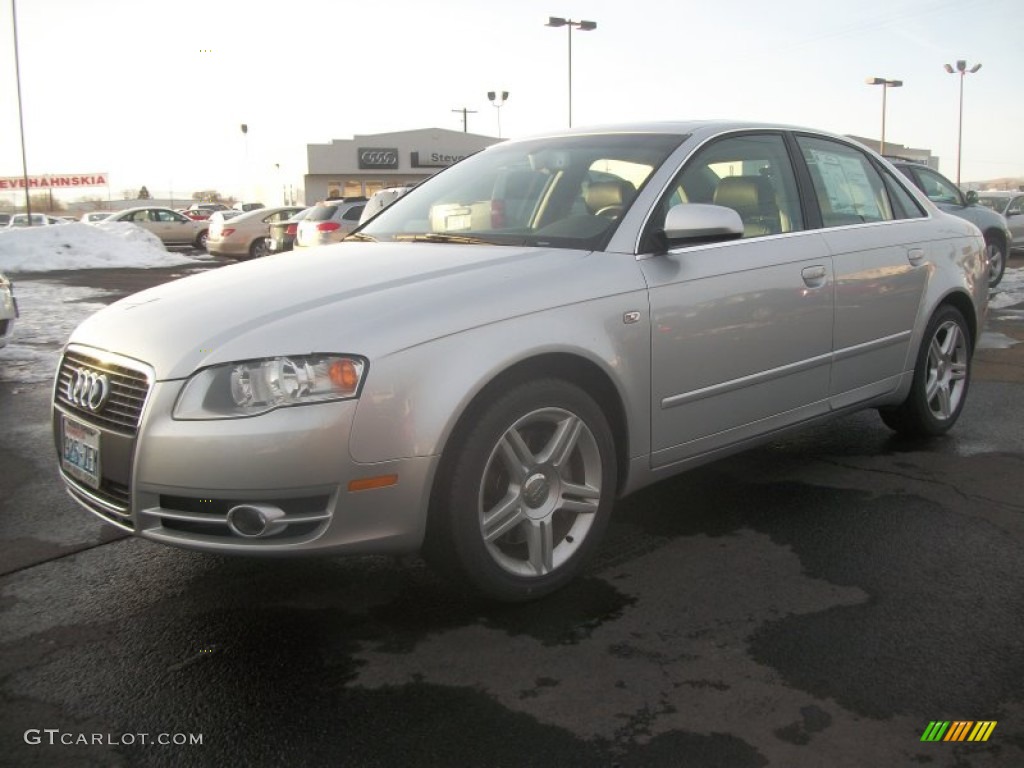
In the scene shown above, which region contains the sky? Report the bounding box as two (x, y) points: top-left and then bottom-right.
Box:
(0, 0), (1021, 206)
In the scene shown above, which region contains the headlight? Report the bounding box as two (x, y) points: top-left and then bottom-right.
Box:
(173, 354), (366, 419)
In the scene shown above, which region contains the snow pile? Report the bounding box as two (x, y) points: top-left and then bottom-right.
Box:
(990, 266), (1024, 310)
(0, 222), (211, 272)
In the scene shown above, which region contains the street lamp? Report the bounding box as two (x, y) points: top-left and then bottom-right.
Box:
(944, 60), (982, 186)
(487, 90), (509, 138)
(11, 0), (33, 224)
(545, 16), (596, 127)
(865, 77), (902, 155)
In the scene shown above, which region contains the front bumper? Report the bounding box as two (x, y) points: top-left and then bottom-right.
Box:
(53, 345), (436, 556)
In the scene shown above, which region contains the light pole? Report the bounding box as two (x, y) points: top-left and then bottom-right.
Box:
(865, 77), (902, 154)
(11, 0), (33, 224)
(545, 16), (596, 127)
(944, 60), (981, 186)
(487, 90), (509, 138)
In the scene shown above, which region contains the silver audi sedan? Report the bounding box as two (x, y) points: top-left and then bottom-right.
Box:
(53, 121), (988, 601)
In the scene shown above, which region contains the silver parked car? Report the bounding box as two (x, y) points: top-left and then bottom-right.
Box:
(889, 159), (1012, 287)
(0, 271), (17, 348)
(105, 207), (210, 250)
(977, 191), (1024, 253)
(52, 121), (987, 602)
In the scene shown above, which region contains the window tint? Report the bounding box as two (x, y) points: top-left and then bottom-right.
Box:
(342, 205), (364, 221)
(650, 132), (803, 242)
(796, 136), (894, 227)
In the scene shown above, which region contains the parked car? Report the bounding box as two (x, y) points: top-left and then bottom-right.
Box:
(267, 206), (314, 254)
(294, 198), (366, 249)
(5, 213), (64, 227)
(0, 271), (17, 349)
(358, 186), (415, 224)
(206, 205), (306, 260)
(889, 158), (1012, 287)
(183, 203), (230, 221)
(52, 121), (987, 602)
(0, 213), (9, 226)
(976, 191), (1024, 252)
(105, 207), (209, 249)
(80, 211), (113, 224)
(233, 202), (265, 213)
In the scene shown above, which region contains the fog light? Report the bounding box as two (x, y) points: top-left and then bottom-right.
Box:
(226, 504), (287, 538)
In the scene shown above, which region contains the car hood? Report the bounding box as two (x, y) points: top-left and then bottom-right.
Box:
(68, 242), (641, 380)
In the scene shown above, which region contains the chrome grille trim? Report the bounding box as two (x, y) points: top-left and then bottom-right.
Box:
(55, 346), (154, 436)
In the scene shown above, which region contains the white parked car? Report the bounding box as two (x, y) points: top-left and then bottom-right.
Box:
(294, 199), (366, 249)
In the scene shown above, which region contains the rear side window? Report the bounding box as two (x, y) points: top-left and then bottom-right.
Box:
(796, 136), (894, 227)
(881, 169), (926, 219)
(342, 205), (364, 221)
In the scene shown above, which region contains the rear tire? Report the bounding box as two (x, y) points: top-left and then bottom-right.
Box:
(425, 379), (617, 602)
(879, 305), (971, 437)
(195, 230), (209, 251)
(985, 235), (1006, 289)
(250, 237), (270, 259)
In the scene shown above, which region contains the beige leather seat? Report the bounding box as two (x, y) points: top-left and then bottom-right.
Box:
(712, 175), (781, 236)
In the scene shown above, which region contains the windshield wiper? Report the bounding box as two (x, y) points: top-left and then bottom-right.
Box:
(394, 233), (493, 245)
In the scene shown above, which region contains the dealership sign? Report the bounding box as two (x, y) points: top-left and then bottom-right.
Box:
(411, 151), (471, 168)
(357, 149), (399, 170)
(0, 173), (109, 190)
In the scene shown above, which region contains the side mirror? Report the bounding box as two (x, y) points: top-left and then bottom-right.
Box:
(660, 203), (745, 247)
(965, 190), (979, 205)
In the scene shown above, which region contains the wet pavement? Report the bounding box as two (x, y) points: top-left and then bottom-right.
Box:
(1, 257), (1022, 767)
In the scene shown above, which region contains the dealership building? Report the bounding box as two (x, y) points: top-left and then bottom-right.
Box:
(303, 128), (501, 203)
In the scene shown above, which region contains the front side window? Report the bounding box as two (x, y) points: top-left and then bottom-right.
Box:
(797, 136), (894, 227)
(360, 133), (684, 251)
(910, 167), (963, 206)
(648, 132), (804, 242)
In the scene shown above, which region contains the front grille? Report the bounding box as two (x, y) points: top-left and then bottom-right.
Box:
(55, 349), (152, 435)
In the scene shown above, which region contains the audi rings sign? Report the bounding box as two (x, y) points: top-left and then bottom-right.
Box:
(67, 367), (111, 412)
(357, 148), (399, 170)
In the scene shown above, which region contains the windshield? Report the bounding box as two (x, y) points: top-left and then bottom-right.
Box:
(358, 133), (684, 250)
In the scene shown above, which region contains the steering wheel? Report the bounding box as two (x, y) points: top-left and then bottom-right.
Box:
(594, 205), (624, 220)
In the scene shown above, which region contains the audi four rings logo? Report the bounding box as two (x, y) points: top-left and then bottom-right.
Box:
(67, 367), (111, 412)
(358, 148), (399, 168)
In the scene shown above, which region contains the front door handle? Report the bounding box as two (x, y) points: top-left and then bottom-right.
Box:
(801, 265), (827, 288)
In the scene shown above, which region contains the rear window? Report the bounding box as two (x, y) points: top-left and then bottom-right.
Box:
(307, 206), (339, 222)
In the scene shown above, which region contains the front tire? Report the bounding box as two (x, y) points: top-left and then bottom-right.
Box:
(879, 305), (971, 437)
(426, 379), (617, 602)
(196, 230), (209, 251)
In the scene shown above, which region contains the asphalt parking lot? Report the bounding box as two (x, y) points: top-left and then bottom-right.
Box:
(1, 254), (1022, 767)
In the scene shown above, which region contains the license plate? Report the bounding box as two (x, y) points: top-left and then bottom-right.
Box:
(61, 415), (101, 489)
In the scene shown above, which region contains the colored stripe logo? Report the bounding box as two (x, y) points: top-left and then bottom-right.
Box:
(920, 721), (997, 742)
